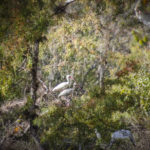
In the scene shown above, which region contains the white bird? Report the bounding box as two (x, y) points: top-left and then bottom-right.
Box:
(58, 82), (76, 97)
(66, 0), (74, 3)
(109, 129), (136, 148)
(95, 128), (101, 140)
(52, 75), (73, 92)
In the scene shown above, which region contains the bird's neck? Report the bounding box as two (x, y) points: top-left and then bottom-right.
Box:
(66, 77), (70, 83)
(67, 80), (70, 84)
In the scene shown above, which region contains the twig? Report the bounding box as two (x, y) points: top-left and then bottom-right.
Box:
(38, 78), (48, 94)
(51, 0), (76, 17)
(80, 61), (98, 89)
(31, 132), (44, 150)
(16, 58), (27, 72)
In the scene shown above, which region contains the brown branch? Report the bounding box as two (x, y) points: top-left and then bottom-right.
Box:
(38, 78), (48, 93)
(31, 133), (44, 150)
(80, 61), (98, 89)
(51, 0), (76, 17)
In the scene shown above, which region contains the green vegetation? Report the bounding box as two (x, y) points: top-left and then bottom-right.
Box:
(0, 0), (150, 150)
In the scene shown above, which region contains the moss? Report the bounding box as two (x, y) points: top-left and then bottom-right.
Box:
(139, 39), (144, 46)
(142, 36), (148, 43)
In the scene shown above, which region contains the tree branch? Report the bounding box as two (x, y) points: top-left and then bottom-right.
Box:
(52, 0), (76, 16)
(81, 62), (98, 89)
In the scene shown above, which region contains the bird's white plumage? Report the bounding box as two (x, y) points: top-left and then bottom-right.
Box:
(53, 82), (69, 92)
(66, 0), (74, 3)
(58, 88), (74, 97)
(95, 128), (101, 139)
(109, 129), (136, 147)
(58, 82), (76, 97)
(111, 129), (132, 139)
(52, 75), (72, 92)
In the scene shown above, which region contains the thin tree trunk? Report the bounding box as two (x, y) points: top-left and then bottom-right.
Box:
(31, 40), (39, 104)
(81, 62), (97, 89)
(31, 132), (44, 150)
(30, 40), (45, 150)
(98, 64), (104, 89)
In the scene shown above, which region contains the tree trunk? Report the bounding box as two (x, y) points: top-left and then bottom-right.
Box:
(30, 40), (45, 150)
(98, 64), (104, 89)
(31, 40), (39, 104)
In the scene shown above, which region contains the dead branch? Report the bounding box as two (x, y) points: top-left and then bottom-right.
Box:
(80, 61), (98, 89)
(16, 58), (27, 72)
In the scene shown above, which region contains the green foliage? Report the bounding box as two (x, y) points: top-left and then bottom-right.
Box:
(32, 1), (150, 149)
(34, 65), (150, 148)
(132, 31), (148, 47)
(0, 0), (62, 101)
(1, 0), (150, 149)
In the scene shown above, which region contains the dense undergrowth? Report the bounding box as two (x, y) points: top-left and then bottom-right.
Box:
(0, 0), (150, 150)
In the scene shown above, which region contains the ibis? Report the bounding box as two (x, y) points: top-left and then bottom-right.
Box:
(109, 129), (136, 148)
(95, 128), (101, 140)
(58, 82), (76, 107)
(58, 82), (76, 97)
(52, 75), (73, 92)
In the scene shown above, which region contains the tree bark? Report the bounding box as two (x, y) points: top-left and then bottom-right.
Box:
(31, 40), (39, 104)
(98, 64), (104, 89)
(30, 40), (45, 150)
